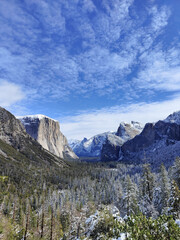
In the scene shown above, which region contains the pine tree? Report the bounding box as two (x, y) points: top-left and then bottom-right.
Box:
(122, 175), (138, 216)
(172, 157), (180, 188)
(24, 200), (30, 240)
(50, 206), (54, 240)
(159, 164), (170, 214)
(139, 164), (157, 217)
(168, 180), (180, 218)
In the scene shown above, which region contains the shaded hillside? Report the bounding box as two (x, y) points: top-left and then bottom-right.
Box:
(0, 107), (67, 167)
(101, 121), (143, 161)
(119, 113), (180, 168)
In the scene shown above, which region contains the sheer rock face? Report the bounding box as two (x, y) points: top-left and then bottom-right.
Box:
(116, 121), (142, 140)
(0, 107), (28, 148)
(101, 134), (124, 162)
(0, 107), (67, 167)
(18, 115), (78, 160)
(101, 121), (143, 161)
(119, 112), (180, 167)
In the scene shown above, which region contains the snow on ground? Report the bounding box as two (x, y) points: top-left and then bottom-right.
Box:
(175, 219), (180, 227)
(164, 111), (180, 124)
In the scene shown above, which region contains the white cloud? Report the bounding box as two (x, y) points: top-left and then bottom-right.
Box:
(135, 47), (180, 91)
(0, 80), (25, 107)
(0, 0), (174, 100)
(149, 5), (170, 31)
(82, 0), (96, 13)
(60, 95), (180, 140)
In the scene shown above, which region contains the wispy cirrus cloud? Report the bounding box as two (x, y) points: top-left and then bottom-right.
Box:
(134, 46), (180, 92)
(0, 0), (179, 113)
(0, 0), (173, 99)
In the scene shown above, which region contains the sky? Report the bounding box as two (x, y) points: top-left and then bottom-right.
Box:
(0, 0), (180, 140)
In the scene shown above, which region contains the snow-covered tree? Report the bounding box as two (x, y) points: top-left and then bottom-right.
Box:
(168, 180), (180, 218)
(122, 175), (138, 216)
(172, 157), (180, 188)
(159, 164), (170, 214)
(139, 164), (157, 217)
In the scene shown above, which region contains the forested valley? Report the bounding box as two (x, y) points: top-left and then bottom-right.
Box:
(0, 157), (180, 239)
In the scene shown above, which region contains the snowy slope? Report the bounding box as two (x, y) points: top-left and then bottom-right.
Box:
(69, 132), (116, 157)
(119, 110), (180, 168)
(164, 111), (180, 124)
(69, 121), (143, 159)
(17, 114), (58, 123)
(116, 121), (143, 141)
(101, 121), (143, 161)
(68, 139), (81, 149)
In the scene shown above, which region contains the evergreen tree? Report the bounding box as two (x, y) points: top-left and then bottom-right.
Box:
(159, 164), (170, 214)
(168, 180), (180, 218)
(172, 157), (180, 188)
(139, 164), (157, 217)
(122, 175), (138, 216)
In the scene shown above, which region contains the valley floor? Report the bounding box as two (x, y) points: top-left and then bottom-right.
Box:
(0, 159), (180, 239)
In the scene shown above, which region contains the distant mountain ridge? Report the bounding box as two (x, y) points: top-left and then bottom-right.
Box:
(118, 111), (180, 167)
(101, 121), (143, 161)
(69, 121), (143, 159)
(69, 132), (116, 158)
(17, 115), (78, 160)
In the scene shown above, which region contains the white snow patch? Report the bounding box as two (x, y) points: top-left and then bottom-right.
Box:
(17, 114), (58, 122)
(164, 111), (180, 124)
(175, 219), (180, 227)
(112, 233), (129, 240)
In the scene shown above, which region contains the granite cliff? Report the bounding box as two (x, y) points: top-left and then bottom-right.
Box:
(18, 115), (78, 160)
(0, 107), (67, 167)
(119, 112), (180, 168)
(101, 121), (143, 161)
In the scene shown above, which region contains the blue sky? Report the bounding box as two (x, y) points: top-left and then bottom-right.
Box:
(0, 0), (180, 139)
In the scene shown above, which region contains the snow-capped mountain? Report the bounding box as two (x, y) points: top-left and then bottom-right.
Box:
(116, 121), (143, 140)
(17, 115), (78, 160)
(69, 121), (143, 159)
(68, 139), (81, 150)
(101, 121), (143, 161)
(118, 111), (180, 168)
(69, 132), (116, 158)
(164, 110), (180, 124)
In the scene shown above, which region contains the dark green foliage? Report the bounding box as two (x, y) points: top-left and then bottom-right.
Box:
(60, 212), (70, 233)
(91, 212), (123, 239)
(168, 180), (180, 218)
(125, 214), (180, 240)
(90, 213), (180, 240)
(0, 135), (180, 239)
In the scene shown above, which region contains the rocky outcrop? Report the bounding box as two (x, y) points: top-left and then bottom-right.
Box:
(119, 111), (180, 168)
(18, 115), (78, 160)
(101, 134), (124, 162)
(116, 121), (142, 140)
(69, 132), (116, 158)
(101, 121), (143, 161)
(70, 122), (143, 160)
(0, 107), (67, 167)
(0, 107), (27, 149)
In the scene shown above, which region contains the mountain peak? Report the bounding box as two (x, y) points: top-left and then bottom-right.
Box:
(17, 114), (58, 122)
(164, 110), (180, 124)
(119, 121), (143, 130)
